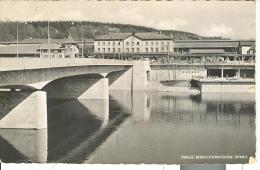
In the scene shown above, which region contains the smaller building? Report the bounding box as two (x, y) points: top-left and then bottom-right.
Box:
(174, 39), (255, 55)
(0, 44), (39, 57)
(0, 36), (80, 58)
(37, 43), (65, 58)
(238, 40), (255, 54)
(76, 39), (94, 57)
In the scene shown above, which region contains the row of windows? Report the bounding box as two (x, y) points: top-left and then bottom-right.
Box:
(145, 41), (170, 46)
(181, 70), (201, 74)
(97, 47), (170, 53)
(97, 41), (121, 46)
(96, 41), (171, 47)
(97, 48), (140, 53)
(97, 48), (121, 53)
(145, 47), (169, 52)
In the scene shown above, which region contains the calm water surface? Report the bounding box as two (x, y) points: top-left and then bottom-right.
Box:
(0, 91), (255, 164)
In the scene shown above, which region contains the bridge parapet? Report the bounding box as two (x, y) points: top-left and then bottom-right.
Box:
(0, 58), (134, 71)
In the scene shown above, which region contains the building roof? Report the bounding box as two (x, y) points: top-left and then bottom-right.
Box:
(19, 38), (62, 44)
(135, 32), (172, 40)
(0, 44), (39, 54)
(175, 39), (256, 49)
(175, 40), (240, 48)
(95, 32), (172, 41)
(239, 40), (255, 46)
(95, 33), (131, 41)
(189, 49), (225, 54)
(38, 43), (63, 49)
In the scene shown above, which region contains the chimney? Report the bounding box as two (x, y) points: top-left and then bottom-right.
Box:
(132, 32), (135, 35)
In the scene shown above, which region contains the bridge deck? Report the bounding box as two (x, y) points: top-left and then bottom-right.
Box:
(0, 58), (134, 71)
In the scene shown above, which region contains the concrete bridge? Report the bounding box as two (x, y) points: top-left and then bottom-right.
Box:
(0, 58), (151, 129)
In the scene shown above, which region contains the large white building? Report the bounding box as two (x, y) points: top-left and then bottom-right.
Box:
(94, 32), (174, 55)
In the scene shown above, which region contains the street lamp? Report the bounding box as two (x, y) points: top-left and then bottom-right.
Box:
(16, 22), (19, 58)
(81, 22), (84, 58)
(47, 21), (50, 58)
(16, 22), (27, 58)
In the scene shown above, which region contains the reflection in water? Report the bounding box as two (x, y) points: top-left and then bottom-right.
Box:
(0, 91), (256, 164)
(0, 129), (47, 163)
(89, 91), (255, 164)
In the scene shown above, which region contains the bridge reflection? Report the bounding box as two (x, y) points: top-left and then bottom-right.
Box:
(88, 91), (255, 164)
(0, 92), (131, 163)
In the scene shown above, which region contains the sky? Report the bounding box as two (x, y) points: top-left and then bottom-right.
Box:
(0, 1), (256, 39)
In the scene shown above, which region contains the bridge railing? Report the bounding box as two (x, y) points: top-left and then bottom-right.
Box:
(150, 59), (256, 65)
(0, 57), (136, 71)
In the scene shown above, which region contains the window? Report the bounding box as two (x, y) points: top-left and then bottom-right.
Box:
(108, 48), (110, 52)
(166, 42), (169, 45)
(102, 48), (105, 52)
(108, 42), (110, 46)
(151, 48), (153, 52)
(150, 42), (153, 46)
(102, 42), (105, 46)
(161, 48), (164, 52)
(98, 48), (100, 52)
(131, 42), (134, 46)
(113, 42), (115, 45)
(146, 42), (148, 46)
(156, 48), (159, 52)
(118, 48), (121, 52)
(146, 48), (148, 52)
(126, 48), (129, 52)
(113, 48), (115, 52)
(126, 42), (129, 46)
(137, 48), (140, 52)
(97, 42), (100, 46)
(156, 42), (158, 46)
(132, 48), (134, 52)
(137, 42), (140, 45)
(161, 42), (164, 46)
(118, 42), (120, 45)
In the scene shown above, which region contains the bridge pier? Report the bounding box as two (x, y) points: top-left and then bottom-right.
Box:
(0, 129), (47, 163)
(78, 78), (109, 100)
(109, 61), (151, 91)
(0, 91), (47, 129)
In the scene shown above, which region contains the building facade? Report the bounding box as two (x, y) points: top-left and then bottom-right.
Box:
(94, 32), (174, 56)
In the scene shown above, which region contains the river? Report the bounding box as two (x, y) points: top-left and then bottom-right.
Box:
(0, 91), (255, 164)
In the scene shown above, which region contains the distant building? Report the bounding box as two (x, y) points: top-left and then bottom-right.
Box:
(94, 32), (174, 57)
(37, 42), (65, 58)
(0, 44), (39, 57)
(76, 39), (94, 57)
(238, 41), (255, 54)
(0, 36), (80, 58)
(174, 39), (255, 55)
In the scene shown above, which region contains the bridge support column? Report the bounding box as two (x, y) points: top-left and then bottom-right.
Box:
(108, 61), (151, 91)
(0, 91), (47, 129)
(78, 78), (109, 100)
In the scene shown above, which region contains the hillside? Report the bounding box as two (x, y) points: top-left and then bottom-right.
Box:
(0, 21), (207, 42)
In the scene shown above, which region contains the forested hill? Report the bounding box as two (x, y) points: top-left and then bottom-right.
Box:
(0, 21), (210, 42)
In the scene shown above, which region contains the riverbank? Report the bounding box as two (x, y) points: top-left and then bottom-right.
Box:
(147, 80), (200, 94)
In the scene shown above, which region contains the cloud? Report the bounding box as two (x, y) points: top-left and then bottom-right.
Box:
(200, 23), (234, 37)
